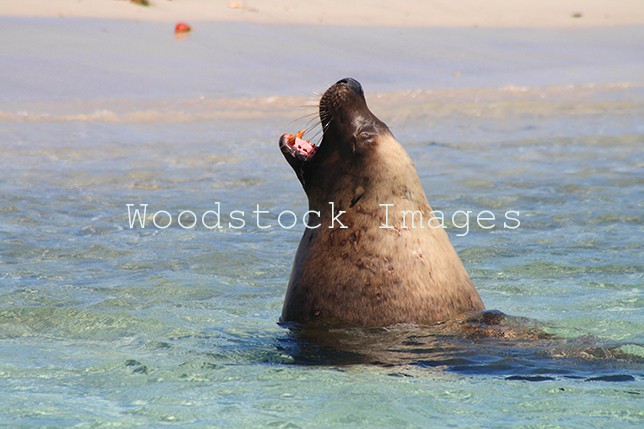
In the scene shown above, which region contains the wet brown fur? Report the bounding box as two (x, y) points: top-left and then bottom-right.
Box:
(280, 79), (485, 328)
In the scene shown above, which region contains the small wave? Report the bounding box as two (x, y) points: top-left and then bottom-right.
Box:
(2, 83), (642, 124)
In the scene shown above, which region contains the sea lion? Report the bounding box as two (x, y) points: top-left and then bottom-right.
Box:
(279, 77), (484, 328)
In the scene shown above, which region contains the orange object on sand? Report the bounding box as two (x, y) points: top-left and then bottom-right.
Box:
(175, 22), (192, 34)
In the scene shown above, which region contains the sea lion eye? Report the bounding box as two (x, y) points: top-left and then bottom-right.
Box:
(350, 129), (376, 155)
(359, 131), (375, 142)
(353, 128), (377, 152)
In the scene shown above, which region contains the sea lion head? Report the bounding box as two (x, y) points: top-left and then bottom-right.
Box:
(280, 78), (405, 210)
(317, 77), (389, 150)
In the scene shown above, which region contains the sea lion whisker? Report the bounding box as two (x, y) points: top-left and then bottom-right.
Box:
(319, 109), (332, 125)
(288, 112), (319, 125)
(312, 114), (332, 137)
(310, 117), (333, 145)
(313, 82), (332, 99)
(308, 124), (322, 139)
(309, 130), (324, 144)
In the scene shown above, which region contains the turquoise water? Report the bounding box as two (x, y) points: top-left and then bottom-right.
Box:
(1, 18), (643, 428)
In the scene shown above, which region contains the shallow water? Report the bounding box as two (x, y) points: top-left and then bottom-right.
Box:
(1, 18), (643, 428)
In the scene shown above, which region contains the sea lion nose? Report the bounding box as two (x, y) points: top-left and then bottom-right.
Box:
(336, 77), (364, 96)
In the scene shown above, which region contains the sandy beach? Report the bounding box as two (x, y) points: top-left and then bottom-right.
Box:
(1, 0), (643, 107)
(2, 0), (644, 27)
(1, 0), (642, 145)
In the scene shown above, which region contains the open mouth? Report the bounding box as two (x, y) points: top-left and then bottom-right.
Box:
(279, 129), (318, 162)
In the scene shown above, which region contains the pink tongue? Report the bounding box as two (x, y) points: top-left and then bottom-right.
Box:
(289, 137), (317, 157)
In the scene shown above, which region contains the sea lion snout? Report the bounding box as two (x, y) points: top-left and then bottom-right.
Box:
(335, 77), (364, 97)
(318, 78), (388, 155)
(319, 77), (370, 124)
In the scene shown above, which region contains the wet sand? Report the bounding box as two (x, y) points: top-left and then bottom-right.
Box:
(2, 1), (643, 111)
(1, 19), (643, 107)
(2, 0), (644, 27)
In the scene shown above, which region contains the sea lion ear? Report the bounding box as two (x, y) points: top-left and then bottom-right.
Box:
(352, 125), (378, 154)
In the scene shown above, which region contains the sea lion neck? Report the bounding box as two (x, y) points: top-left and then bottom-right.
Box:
(304, 130), (423, 217)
